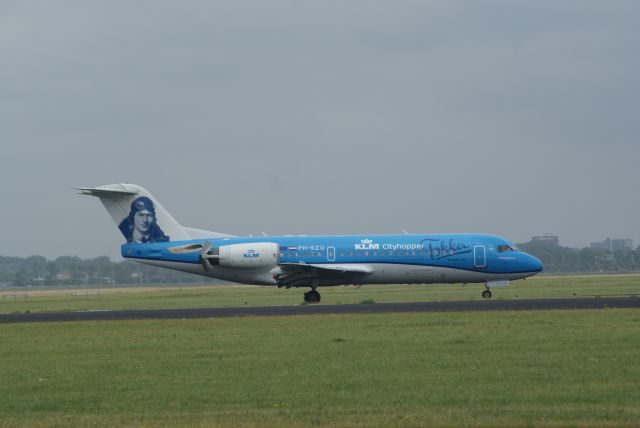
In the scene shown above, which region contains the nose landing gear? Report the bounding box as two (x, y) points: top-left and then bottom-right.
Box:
(482, 286), (492, 299)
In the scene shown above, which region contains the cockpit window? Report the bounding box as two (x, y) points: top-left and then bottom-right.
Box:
(497, 245), (515, 253)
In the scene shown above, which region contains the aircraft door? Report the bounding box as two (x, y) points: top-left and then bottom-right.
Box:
(327, 247), (335, 262)
(473, 245), (487, 268)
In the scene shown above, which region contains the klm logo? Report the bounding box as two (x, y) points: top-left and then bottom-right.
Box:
(355, 239), (379, 250)
(244, 249), (260, 259)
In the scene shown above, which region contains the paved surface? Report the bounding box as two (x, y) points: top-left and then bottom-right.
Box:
(1, 296), (639, 324)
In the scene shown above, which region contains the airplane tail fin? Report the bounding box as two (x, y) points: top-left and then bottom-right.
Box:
(77, 183), (191, 243)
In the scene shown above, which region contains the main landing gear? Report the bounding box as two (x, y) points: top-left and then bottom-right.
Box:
(304, 289), (321, 304)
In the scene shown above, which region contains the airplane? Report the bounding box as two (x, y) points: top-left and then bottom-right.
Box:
(77, 183), (543, 303)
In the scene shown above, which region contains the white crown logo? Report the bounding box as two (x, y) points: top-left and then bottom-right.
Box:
(361, 239), (373, 244)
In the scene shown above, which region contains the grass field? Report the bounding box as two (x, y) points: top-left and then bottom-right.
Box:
(1, 275), (639, 427)
(1, 274), (640, 314)
(1, 309), (639, 427)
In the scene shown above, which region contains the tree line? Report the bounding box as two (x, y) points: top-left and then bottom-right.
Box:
(0, 255), (219, 287)
(517, 241), (640, 274)
(1, 242), (639, 287)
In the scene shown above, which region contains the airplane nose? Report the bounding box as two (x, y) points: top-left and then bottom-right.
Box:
(527, 253), (543, 272)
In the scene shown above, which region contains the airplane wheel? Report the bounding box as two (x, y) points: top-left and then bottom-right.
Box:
(304, 290), (321, 304)
(482, 290), (492, 299)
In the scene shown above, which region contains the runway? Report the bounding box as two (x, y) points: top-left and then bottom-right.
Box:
(1, 296), (639, 324)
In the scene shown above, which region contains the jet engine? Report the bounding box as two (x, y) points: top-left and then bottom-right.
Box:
(217, 242), (279, 268)
(171, 241), (280, 271)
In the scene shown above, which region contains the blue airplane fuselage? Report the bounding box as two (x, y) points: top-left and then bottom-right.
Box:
(121, 233), (543, 287)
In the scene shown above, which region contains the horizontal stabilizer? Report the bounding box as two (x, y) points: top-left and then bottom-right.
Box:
(76, 184), (139, 197)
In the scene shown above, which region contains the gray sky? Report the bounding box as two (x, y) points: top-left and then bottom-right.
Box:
(1, 1), (639, 260)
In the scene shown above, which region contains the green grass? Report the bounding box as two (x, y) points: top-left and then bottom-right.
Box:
(1, 309), (639, 427)
(1, 274), (639, 314)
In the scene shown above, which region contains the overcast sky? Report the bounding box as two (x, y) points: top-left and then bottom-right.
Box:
(1, 1), (639, 260)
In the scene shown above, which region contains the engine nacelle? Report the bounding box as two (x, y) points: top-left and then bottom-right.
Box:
(218, 242), (279, 269)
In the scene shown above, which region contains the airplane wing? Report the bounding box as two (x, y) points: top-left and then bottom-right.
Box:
(273, 263), (371, 288)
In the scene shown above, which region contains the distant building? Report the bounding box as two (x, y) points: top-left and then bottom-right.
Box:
(590, 238), (633, 252)
(531, 234), (559, 246)
(612, 238), (634, 251)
